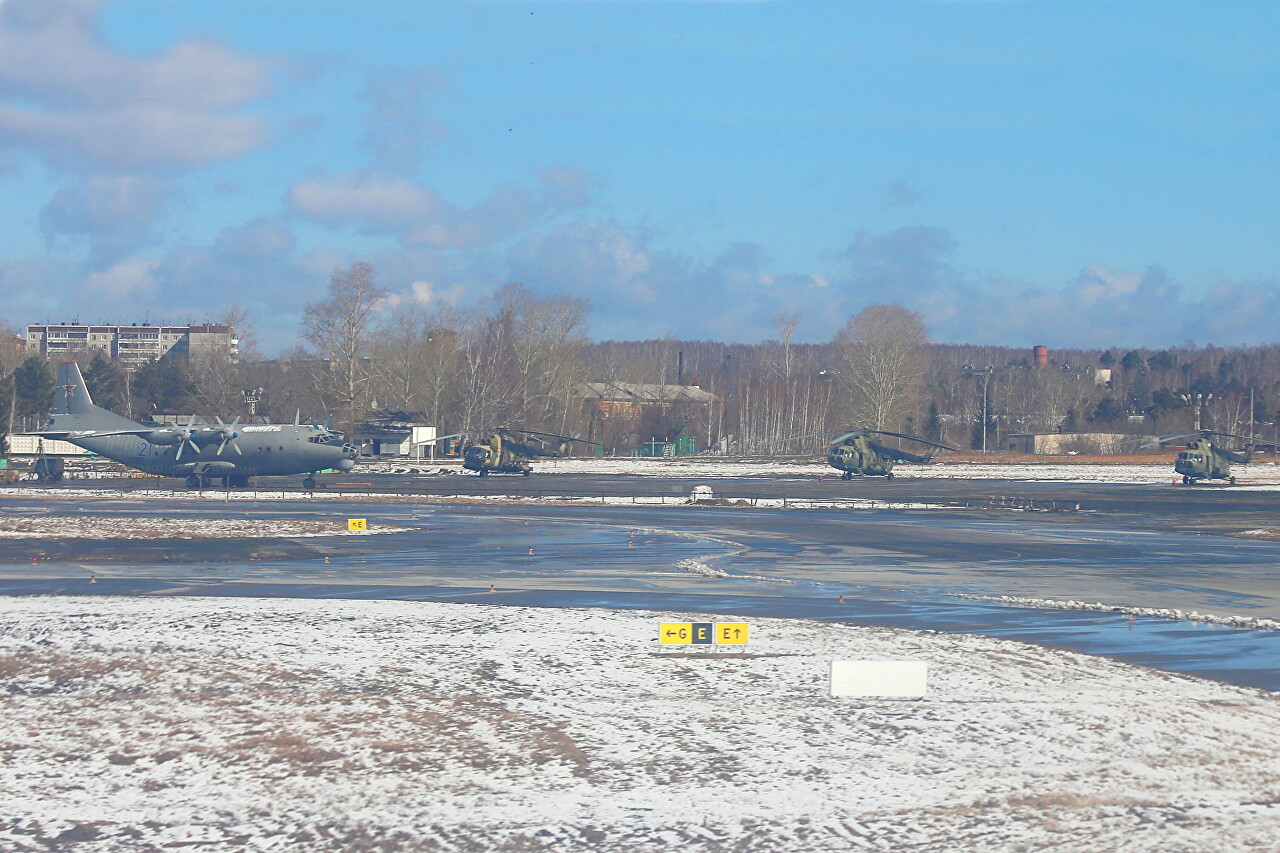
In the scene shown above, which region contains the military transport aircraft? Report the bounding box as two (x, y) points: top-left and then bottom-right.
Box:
(40, 361), (358, 488)
(431, 427), (599, 476)
(765, 428), (957, 479)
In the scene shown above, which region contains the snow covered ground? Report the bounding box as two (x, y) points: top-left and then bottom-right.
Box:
(0, 516), (409, 539)
(1, 597), (1278, 851)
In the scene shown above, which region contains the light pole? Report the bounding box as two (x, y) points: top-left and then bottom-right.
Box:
(242, 387), (262, 422)
(963, 365), (996, 453)
(1179, 392), (1211, 432)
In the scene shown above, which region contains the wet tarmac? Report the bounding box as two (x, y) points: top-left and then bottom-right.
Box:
(4, 483), (1280, 690)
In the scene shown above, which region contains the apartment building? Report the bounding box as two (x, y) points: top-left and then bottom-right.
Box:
(25, 323), (238, 366)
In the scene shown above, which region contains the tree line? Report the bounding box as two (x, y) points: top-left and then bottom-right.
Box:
(6, 262), (1280, 457)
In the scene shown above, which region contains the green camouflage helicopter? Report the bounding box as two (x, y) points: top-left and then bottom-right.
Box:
(1111, 430), (1277, 485)
(435, 427), (600, 476)
(766, 429), (957, 480)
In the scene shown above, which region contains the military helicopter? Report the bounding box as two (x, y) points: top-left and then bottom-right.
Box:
(433, 427), (600, 476)
(1110, 430), (1276, 485)
(765, 428), (957, 479)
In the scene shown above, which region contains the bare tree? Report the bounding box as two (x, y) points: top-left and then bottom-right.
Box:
(300, 261), (387, 433)
(834, 304), (927, 431)
(371, 302), (427, 414)
(188, 306), (254, 417)
(769, 313), (800, 381)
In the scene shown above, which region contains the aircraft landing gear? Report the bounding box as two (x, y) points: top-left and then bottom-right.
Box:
(1230, 476), (1237, 485)
(522, 470), (531, 477)
(1182, 475), (1191, 485)
(841, 471), (852, 481)
(478, 469), (488, 477)
(302, 476), (316, 490)
(186, 474), (210, 489)
(886, 471), (895, 480)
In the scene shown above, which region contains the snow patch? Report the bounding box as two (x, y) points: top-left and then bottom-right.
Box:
(0, 515), (411, 539)
(1, 596), (1278, 851)
(673, 558), (727, 578)
(949, 592), (1280, 632)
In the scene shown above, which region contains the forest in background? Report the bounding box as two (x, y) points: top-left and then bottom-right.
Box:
(5, 263), (1280, 456)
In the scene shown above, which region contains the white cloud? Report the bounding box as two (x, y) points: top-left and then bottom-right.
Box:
(82, 256), (157, 299)
(833, 226), (1280, 347)
(0, 0), (272, 170)
(287, 168), (596, 250)
(288, 172), (446, 229)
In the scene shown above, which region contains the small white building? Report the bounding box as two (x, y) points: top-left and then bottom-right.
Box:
(350, 416), (438, 458)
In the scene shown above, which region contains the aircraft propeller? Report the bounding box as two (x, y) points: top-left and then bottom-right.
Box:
(174, 415), (201, 461)
(213, 416), (243, 456)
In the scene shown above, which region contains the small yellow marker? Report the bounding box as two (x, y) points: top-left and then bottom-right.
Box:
(347, 518), (367, 532)
(659, 622), (692, 645)
(717, 622), (749, 645)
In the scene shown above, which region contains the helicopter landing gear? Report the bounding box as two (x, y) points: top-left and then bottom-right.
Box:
(302, 476), (316, 490)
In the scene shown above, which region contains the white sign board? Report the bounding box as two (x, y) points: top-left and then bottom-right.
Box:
(830, 660), (928, 698)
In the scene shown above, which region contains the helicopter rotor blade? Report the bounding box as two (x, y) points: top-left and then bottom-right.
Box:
(760, 430), (848, 447)
(1200, 431), (1255, 442)
(864, 430), (958, 452)
(1139, 432), (1203, 449)
(1101, 436), (1151, 449)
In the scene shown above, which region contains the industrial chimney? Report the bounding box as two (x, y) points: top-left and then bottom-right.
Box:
(1033, 345), (1049, 368)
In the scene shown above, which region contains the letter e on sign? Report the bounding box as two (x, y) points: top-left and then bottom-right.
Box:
(691, 623), (713, 645)
(659, 622), (691, 645)
(347, 518), (367, 532)
(717, 622), (749, 645)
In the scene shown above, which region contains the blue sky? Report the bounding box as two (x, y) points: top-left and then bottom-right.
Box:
(3, 0), (1280, 352)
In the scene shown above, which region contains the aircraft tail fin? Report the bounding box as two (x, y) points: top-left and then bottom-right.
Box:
(54, 361), (95, 416)
(46, 362), (139, 433)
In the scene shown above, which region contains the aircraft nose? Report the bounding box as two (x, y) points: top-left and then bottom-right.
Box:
(336, 458), (355, 471)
